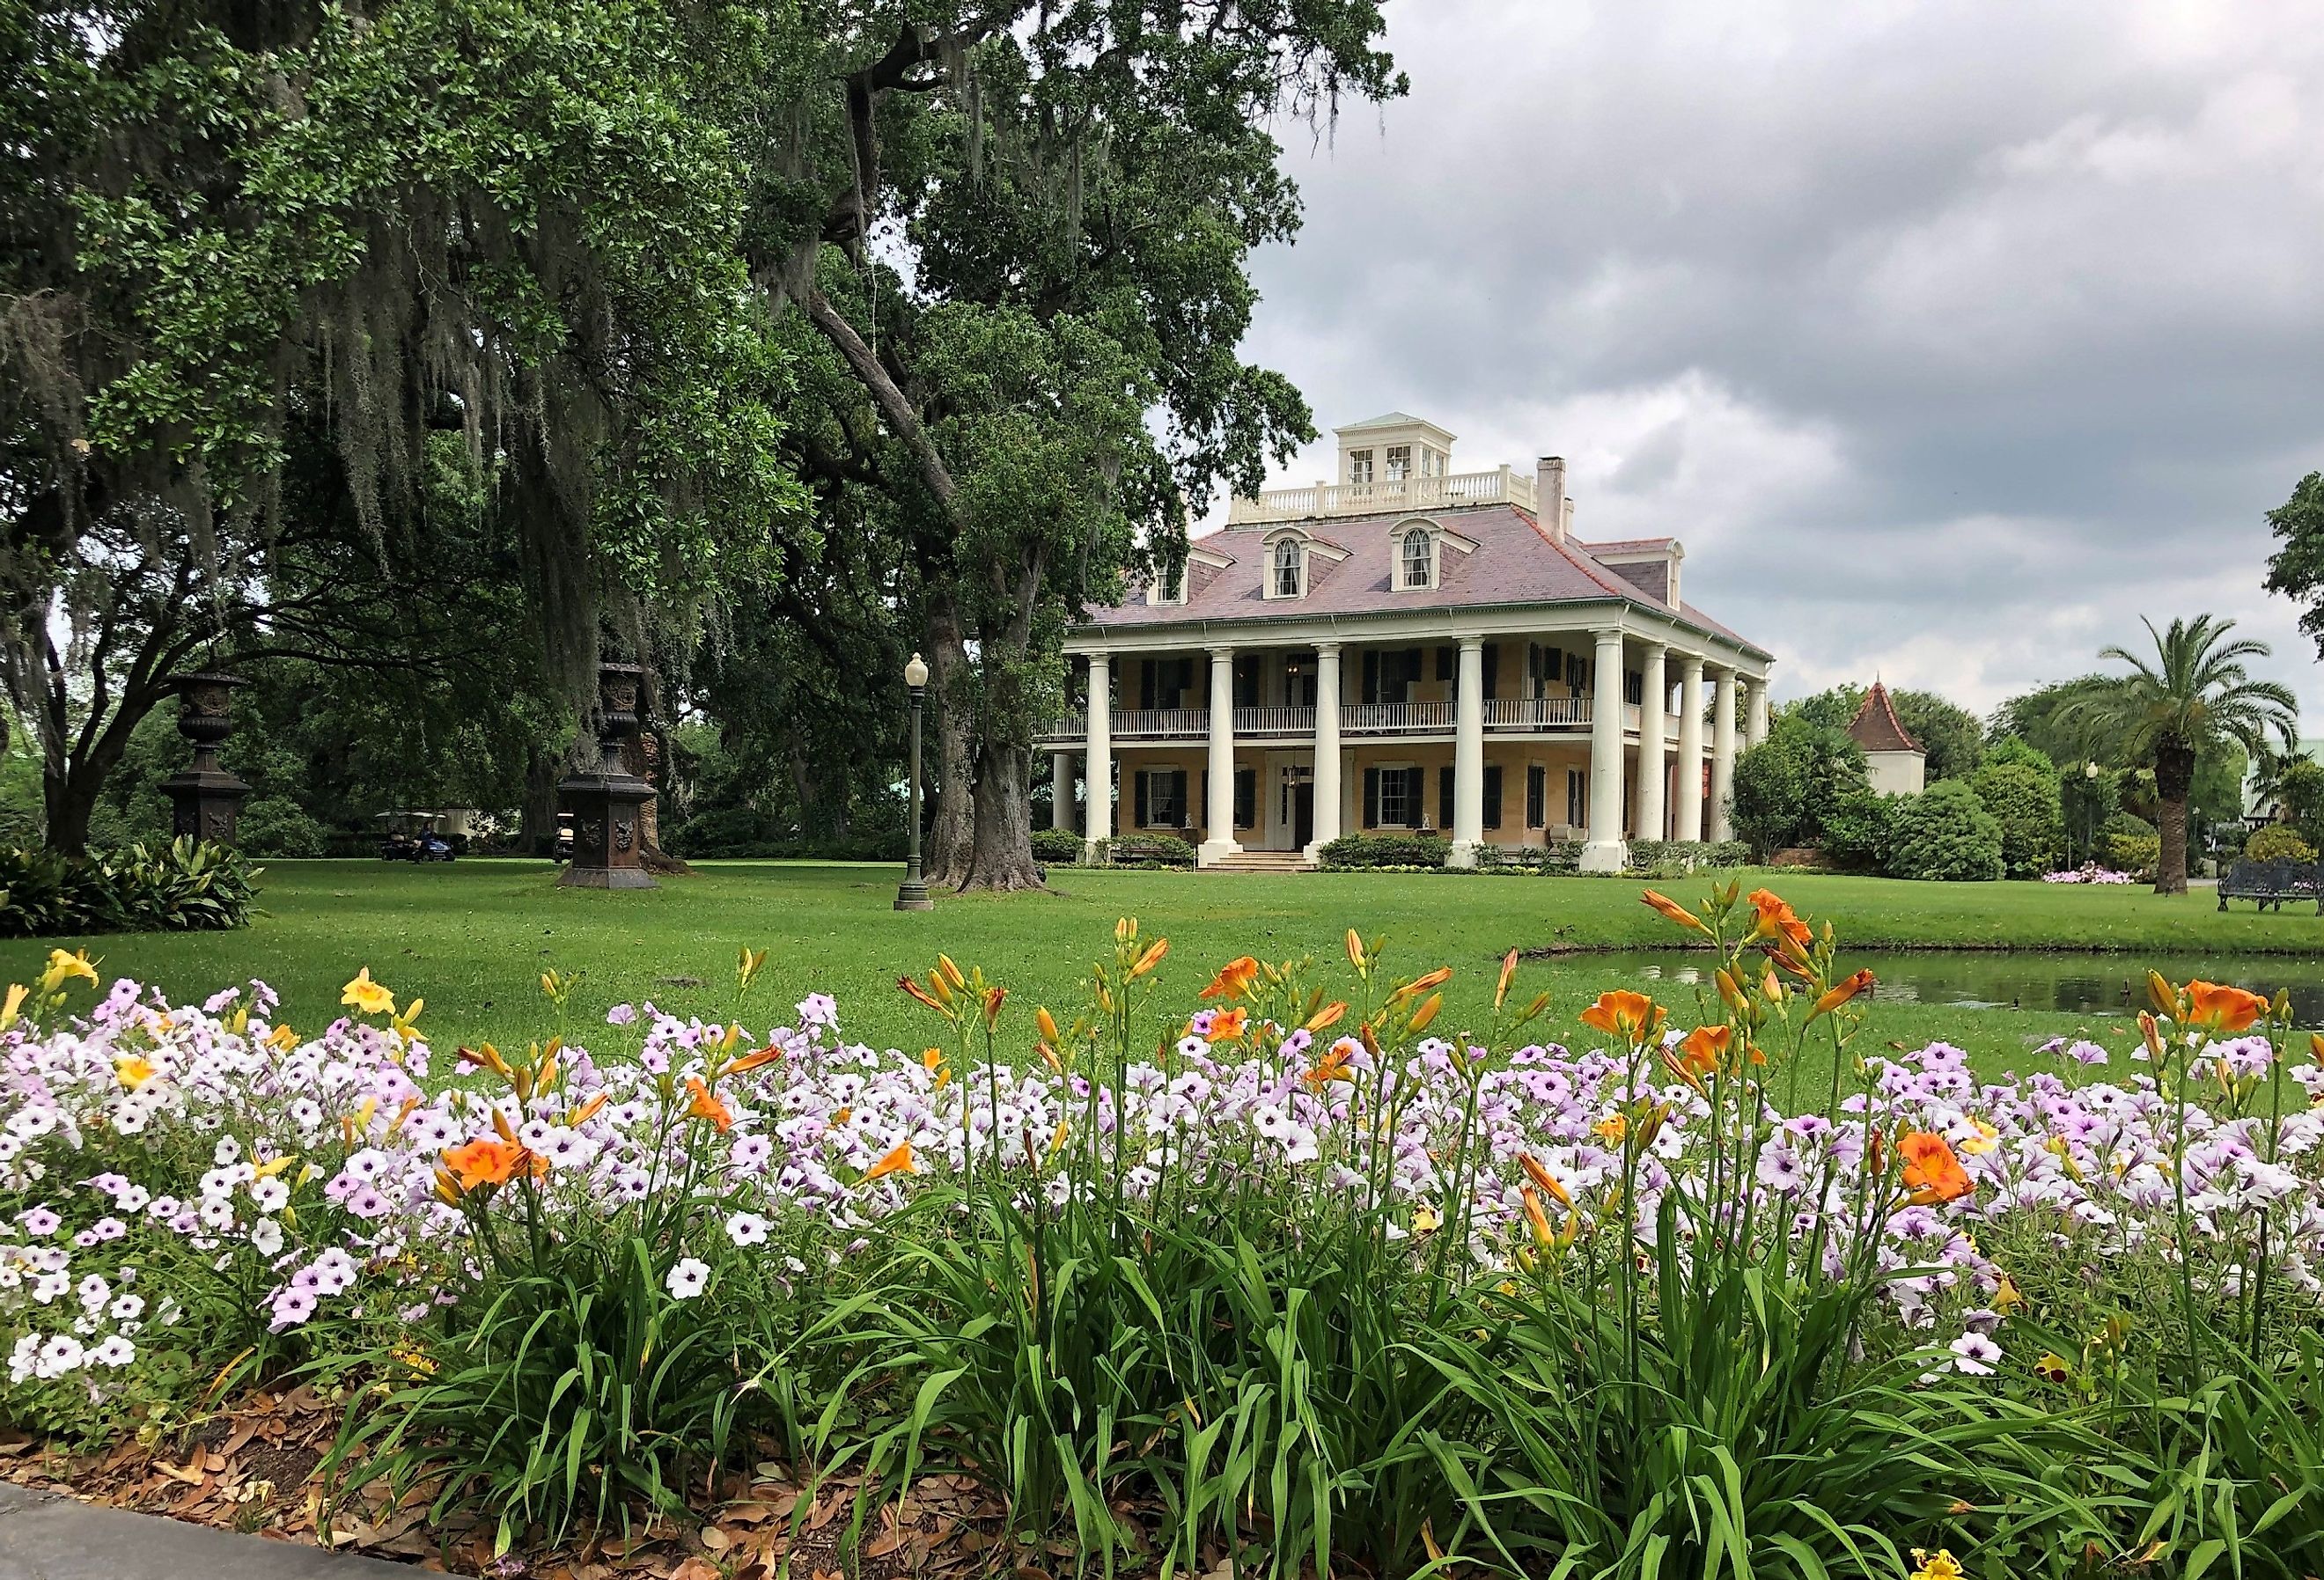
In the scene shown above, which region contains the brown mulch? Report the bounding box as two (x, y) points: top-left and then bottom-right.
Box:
(0, 1386), (1073, 1580)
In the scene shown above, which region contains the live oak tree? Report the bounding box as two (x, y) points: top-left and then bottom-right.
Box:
(2265, 470), (2324, 660)
(747, 0), (1402, 890)
(1, 0), (807, 848)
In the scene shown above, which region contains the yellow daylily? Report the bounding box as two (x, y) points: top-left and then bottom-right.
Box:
(341, 969), (395, 1017)
(114, 1055), (157, 1090)
(0, 982), (26, 1031)
(264, 1023), (299, 1053)
(41, 949), (99, 992)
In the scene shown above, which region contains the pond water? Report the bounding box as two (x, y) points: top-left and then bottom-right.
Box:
(1620, 952), (2324, 1025)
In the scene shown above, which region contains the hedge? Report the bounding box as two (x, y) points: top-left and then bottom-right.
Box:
(1029, 827), (1085, 863)
(1104, 834), (1198, 869)
(0, 838), (258, 937)
(1318, 833), (1450, 871)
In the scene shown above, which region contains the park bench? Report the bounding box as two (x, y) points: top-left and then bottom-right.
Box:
(2217, 857), (2324, 914)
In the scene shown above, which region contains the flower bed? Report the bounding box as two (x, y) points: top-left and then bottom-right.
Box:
(2042, 863), (2138, 884)
(5, 893), (2324, 1576)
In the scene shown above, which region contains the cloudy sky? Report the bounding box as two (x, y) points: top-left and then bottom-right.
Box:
(1217, 0), (2324, 722)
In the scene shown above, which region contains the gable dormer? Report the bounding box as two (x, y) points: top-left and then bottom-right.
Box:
(1260, 526), (1349, 599)
(1388, 517), (1479, 592)
(1590, 539), (1686, 609)
(1335, 413), (1456, 487)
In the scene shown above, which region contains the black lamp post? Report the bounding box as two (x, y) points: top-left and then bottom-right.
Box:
(895, 651), (934, 911)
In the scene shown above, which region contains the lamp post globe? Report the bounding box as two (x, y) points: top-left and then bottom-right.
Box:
(896, 652), (935, 911)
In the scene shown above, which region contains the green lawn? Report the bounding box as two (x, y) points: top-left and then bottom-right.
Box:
(7, 859), (2318, 1074)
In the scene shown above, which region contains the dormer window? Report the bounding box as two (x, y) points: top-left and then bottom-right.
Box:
(1348, 450), (1373, 484)
(1400, 526), (1432, 589)
(1271, 537), (1305, 598)
(1150, 562), (1185, 606)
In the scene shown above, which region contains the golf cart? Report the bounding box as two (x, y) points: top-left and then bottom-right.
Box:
(378, 811), (457, 863)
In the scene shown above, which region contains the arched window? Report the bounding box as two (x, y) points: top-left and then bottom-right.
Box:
(1271, 537), (1304, 598)
(1400, 527), (1432, 589)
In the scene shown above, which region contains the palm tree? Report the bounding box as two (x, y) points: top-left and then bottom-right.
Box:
(2061, 615), (2298, 894)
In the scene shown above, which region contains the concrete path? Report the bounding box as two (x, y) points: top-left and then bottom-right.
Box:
(0, 1484), (418, 1579)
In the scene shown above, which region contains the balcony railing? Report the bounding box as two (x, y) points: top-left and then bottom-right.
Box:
(1038, 696), (1597, 743)
(1225, 466), (1539, 525)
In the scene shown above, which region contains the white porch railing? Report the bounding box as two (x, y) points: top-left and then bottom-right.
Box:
(1482, 697), (1590, 730)
(1340, 701), (1456, 734)
(1232, 705), (1318, 734)
(1039, 696), (1605, 743)
(1225, 467), (1539, 525)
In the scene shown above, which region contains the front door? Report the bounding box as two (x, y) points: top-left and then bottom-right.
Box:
(1293, 783), (1315, 849)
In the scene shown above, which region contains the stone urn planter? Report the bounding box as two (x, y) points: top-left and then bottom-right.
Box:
(556, 663), (657, 890)
(158, 672), (252, 847)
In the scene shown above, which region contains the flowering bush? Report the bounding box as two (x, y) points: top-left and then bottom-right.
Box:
(2043, 863), (2138, 884)
(5, 897), (2324, 1573)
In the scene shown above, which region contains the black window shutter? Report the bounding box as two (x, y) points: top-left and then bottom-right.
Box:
(1178, 657), (1196, 700)
(1362, 650), (1380, 706)
(1234, 655), (1259, 708)
(1527, 764), (1546, 827)
(1135, 772), (1150, 827)
(1364, 766), (1381, 827)
(1436, 645), (1454, 682)
(1482, 644), (1499, 700)
(1438, 765), (1453, 829)
(1234, 768), (1255, 829)
(1484, 765), (1503, 828)
(1199, 769), (1208, 828)
(1139, 659), (1155, 710)
(1405, 649), (1423, 694)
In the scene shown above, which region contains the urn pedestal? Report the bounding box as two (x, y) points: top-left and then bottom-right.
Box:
(159, 672), (252, 847)
(557, 662), (657, 890)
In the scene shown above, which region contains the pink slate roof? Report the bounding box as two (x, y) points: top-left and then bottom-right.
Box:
(1084, 506), (1768, 658)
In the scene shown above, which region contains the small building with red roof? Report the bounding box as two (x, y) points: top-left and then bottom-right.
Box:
(1044, 413), (1776, 871)
(1847, 680), (1926, 796)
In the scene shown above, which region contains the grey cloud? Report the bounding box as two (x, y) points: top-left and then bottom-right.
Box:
(1230, 0), (2324, 715)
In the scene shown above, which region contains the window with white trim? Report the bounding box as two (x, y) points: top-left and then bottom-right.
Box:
(1271, 537), (1304, 598)
(1399, 526), (1432, 590)
(1386, 445), (1410, 480)
(1348, 450), (1373, 484)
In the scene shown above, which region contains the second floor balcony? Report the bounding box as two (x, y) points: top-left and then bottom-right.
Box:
(1041, 695), (1630, 745)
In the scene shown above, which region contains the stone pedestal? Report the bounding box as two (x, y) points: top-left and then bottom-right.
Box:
(558, 662), (657, 890)
(159, 672), (251, 847)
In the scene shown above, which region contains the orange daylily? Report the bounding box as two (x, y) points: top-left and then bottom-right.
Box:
(2185, 981), (2269, 1034)
(1201, 956), (1261, 1001)
(1898, 1130), (1973, 1205)
(1129, 937), (1171, 978)
(1304, 1040), (1356, 1087)
(1305, 1000), (1348, 1033)
(1394, 966), (1454, 1003)
(1520, 1185), (1555, 1248)
(1666, 1024), (1730, 1087)
(1746, 889), (1813, 955)
(1408, 993), (1444, 1034)
(898, 975), (947, 1012)
(1578, 989), (1666, 1046)
(1810, 968), (1878, 1020)
(1207, 1006), (1249, 1043)
(863, 1140), (919, 1182)
(726, 1044), (785, 1076)
(1519, 1151), (1573, 1208)
(1495, 949), (1519, 1010)
(1640, 889), (1711, 935)
(442, 1136), (531, 1191)
(685, 1076), (734, 1133)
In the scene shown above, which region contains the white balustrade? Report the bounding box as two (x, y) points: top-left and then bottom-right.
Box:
(1481, 696), (1590, 730)
(1340, 701), (1456, 733)
(1225, 467), (1539, 525)
(1231, 706), (1317, 735)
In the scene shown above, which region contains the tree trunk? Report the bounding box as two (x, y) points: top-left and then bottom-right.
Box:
(520, 742), (559, 856)
(2153, 740), (2195, 895)
(43, 765), (102, 855)
(955, 732), (1044, 891)
(923, 599), (975, 888)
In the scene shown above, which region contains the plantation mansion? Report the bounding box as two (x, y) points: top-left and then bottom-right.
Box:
(1043, 414), (1776, 871)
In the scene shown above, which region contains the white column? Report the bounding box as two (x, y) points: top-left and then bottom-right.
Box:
(1451, 637), (1486, 866)
(1309, 643), (1342, 862)
(1049, 749), (1073, 831)
(1085, 654), (1112, 852)
(1710, 667), (1739, 842)
(1744, 675), (1770, 748)
(1580, 628), (1629, 872)
(1674, 655), (1705, 842)
(1200, 646), (1239, 865)
(1636, 643), (1667, 842)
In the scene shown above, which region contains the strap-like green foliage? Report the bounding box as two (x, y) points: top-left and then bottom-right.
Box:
(0, 836), (256, 937)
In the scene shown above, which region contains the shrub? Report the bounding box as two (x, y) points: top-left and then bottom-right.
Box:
(236, 796), (330, 858)
(2103, 809), (2156, 840)
(1028, 827), (1084, 863)
(1625, 839), (1752, 877)
(666, 806), (787, 858)
(2101, 833), (2160, 877)
(1318, 832), (1449, 870)
(1106, 833), (1196, 868)
(1971, 761), (2063, 878)
(0, 838), (257, 937)
(1884, 781), (2004, 881)
(2245, 824), (2316, 863)
(1729, 719), (1871, 858)
(1818, 785), (1892, 871)
(1474, 841), (1582, 875)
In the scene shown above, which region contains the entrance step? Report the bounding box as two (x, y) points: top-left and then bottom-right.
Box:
(1206, 850), (1315, 873)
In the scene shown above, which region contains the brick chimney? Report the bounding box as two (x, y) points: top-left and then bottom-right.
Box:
(1536, 456), (1567, 542)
